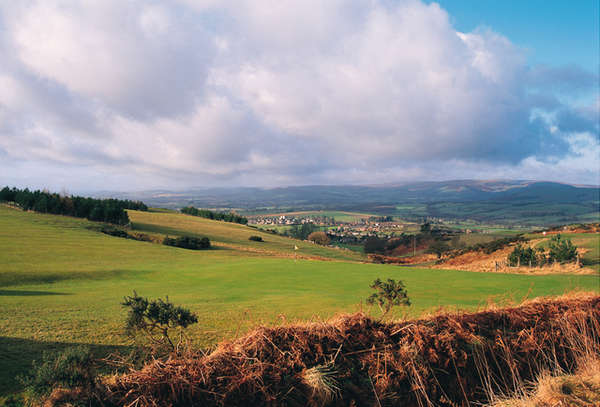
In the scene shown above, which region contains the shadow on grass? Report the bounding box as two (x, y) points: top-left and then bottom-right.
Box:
(0, 269), (144, 287)
(582, 258), (600, 267)
(132, 222), (223, 244)
(0, 337), (131, 397)
(0, 290), (71, 296)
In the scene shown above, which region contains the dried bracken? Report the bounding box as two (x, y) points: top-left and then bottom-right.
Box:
(101, 294), (600, 407)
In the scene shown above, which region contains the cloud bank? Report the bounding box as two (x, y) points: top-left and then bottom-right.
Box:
(0, 0), (598, 190)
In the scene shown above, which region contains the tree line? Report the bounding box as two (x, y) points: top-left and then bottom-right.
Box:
(0, 186), (147, 225)
(180, 206), (248, 224)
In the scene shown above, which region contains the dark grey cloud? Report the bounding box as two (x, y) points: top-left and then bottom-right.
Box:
(0, 0), (598, 190)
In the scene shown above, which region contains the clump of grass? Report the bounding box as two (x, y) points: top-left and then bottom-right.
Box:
(301, 363), (340, 405)
(489, 361), (600, 406)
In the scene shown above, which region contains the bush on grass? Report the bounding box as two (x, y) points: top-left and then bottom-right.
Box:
(307, 231), (330, 245)
(122, 292), (199, 352)
(163, 235), (210, 250)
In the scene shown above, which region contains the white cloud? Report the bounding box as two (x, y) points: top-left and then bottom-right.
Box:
(6, 0), (214, 117)
(0, 0), (597, 190)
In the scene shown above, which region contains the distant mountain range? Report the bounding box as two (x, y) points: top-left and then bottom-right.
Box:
(104, 180), (599, 226)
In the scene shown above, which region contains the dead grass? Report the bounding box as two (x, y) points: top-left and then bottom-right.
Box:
(99, 293), (600, 407)
(490, 362), (600, 407)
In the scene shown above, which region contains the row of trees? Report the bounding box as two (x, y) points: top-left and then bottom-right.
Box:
(0, 186), (147, 225)
(180, 206), (248, 224)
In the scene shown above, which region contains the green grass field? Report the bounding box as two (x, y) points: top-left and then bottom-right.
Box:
(1, 205), (599, 396)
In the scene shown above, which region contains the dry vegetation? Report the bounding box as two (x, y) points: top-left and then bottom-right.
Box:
(66, 293), (599, 407)
(489, 361), (600, 407)
(432, 240), (593, 275)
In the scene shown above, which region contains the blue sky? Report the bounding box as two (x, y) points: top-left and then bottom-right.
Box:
(431, 0), (599, 70)
(0, 0), (598, 191)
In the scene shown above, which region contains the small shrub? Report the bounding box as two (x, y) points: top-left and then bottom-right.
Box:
(366, 278), (410, 318)
(122, 292), (199, 351)
(307, 231), (330, 245)
(249, 235), (263, 242)
(163, 235), (210, 250)
(20, 346), (96, 402)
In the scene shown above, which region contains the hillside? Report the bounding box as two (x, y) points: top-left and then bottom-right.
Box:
(106, 180), (600, 226)
(1, 206), (599, 397)
(127, 210), (363, 262)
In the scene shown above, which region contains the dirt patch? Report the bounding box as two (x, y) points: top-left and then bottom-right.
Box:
(101, 295), (600, 407)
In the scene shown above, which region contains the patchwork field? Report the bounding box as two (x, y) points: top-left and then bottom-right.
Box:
(1, 205), (599, 396)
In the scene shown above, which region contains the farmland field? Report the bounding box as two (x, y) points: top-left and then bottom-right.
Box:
(1, 205), (599, 396)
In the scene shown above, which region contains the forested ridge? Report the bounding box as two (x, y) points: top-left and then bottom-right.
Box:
(180, 206), (248, 224)
(0, 186), (147, 225)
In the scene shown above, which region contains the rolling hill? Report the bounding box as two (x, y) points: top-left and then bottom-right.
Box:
(104, 180), (599, 226)
(1, 205), (598, 396)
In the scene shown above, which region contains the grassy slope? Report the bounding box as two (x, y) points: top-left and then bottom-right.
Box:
(128, 210), (363, 262)
(1, 206), (599, 395)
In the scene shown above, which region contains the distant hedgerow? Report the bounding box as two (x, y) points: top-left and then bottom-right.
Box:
(249, 235), (263, 242)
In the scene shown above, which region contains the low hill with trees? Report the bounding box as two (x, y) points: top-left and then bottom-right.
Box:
(0, 186), (147, 225)
(180, 206), (247, 224)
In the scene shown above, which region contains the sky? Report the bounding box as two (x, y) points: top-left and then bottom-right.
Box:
(0, 0), (598, 191)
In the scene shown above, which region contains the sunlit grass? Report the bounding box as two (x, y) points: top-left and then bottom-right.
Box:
(1, 205), (598, 395)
